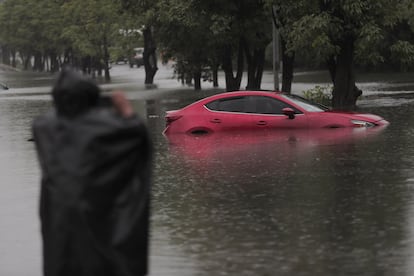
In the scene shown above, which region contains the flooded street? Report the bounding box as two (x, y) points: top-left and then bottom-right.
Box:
(1, 65), (414, 276)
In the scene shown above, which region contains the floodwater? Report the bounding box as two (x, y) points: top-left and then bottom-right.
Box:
(1, 65), (414, 276)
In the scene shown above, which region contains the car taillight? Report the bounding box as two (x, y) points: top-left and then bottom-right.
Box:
(165, 115), (182, 125)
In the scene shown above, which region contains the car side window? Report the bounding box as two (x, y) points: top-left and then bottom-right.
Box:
(205, 96), (246, 113)
(249, 96), (299, 115)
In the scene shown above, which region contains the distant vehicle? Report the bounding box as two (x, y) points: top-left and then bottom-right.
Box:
(163, 91), (389, 135)
(129, 47), (144, 68)
(115, 56), (128, 64)
(109, 46), (129, 64)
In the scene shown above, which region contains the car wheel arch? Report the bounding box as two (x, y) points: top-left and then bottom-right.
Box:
(187, 127), (213, 135)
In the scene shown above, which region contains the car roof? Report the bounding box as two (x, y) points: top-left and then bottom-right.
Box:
(205, 90), (283, 100)
(221, 90), (281, 96)
(182, 90), (284, 110)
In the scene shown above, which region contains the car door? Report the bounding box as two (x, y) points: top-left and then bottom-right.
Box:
(247, 96), (308, 129)
(204, 96), (258, 131)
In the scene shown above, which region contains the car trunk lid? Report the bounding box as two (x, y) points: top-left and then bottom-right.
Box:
(165, 110), (182, 125)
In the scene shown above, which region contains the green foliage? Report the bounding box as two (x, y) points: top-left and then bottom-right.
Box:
(0, 0), (142, 73)
(0, 0), (66, 69)
(403, 0), (414, 27)
(390, 40), (414, 70)
(62, 0), (122, 56)
(154, 0), (273, 89)
(302, 85), (332, 107)
(387, 0), (414, 70)
(0, 0), (50, 50)
(0, 0), (412, 84)
(209, 14), (233, 35)
(266, 0), (411, 108)
(281, 0), (403, 66)
(355, 22), (385, 65)
(287, 13), (341, 60)
(155, 0), (211, 62)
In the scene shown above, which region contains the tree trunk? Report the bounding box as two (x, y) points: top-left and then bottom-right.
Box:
(22, 52), (31, 70)
(143, 27), (158, 85)
(193, 69), (201, 90)
(50, 51), (60, 73)
(244, 39), (265, 90)
(212, 63), (219, 88)
(103, 37), (111, 82)
(43, 53), (48, 72)
(332, 38), (361, 110)
(281, 40), (294, 93)
(222, 39), (244, 92)
(33, 51), (43, 71)
(11, 50), (17, 68)
(82, 56), (92, 75)
(327, 55), (336, 83)
(63, 48), (73, 66)
(1, 45), (11, 65)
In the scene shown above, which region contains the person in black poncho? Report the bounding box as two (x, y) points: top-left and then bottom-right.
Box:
(32, 68), (152, 276)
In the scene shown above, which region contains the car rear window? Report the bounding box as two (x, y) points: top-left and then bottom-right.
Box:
(205, 97), (246, 112)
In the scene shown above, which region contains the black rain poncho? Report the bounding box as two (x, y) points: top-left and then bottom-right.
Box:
(33, 106), (151, 276)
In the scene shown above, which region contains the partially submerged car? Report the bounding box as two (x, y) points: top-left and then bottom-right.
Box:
(163, 91), (389, 135)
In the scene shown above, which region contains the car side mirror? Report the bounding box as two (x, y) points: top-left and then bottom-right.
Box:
(282, 107), (295, 119)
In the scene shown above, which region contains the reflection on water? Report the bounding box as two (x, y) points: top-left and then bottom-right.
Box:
(166, 127), (387, 160)
(159, 126), (409, 276)
(1, 67), (414, 276)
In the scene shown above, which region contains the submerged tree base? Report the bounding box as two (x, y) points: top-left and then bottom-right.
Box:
(145, 83), (158, 89)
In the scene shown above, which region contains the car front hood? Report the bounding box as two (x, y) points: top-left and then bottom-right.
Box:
(326, 110), (385, 122)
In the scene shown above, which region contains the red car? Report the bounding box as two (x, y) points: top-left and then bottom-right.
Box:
(163, 91), (389, 135)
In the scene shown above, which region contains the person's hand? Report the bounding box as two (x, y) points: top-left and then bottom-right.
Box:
(111, 91), (134, 118)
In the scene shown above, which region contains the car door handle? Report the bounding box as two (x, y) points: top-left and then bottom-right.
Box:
(210, 118), (221, 123)
(257, 120), (267, 126)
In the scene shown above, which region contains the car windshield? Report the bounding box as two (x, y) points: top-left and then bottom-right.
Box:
(280, 94), (328, 112)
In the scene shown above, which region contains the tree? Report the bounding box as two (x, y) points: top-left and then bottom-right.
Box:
(28, 0), (66, 72)
(208, 0), (272, 91)
(285, 0), (402, 109)
(0, 0), (66, 71)
(0, 0), (18, 66)
(388, 0), (414, 71)
(240, 1), (272, 90)
(153, 0), (273, 91)
(0, 0), (143, 76)
(0, 0), (41, 69)
(189, 0), (273, 91)
(155, 0), (215, 90)
(62, 0), (123, 81)
(120, 0), (159, 86)
(265, 1), (314, 93)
